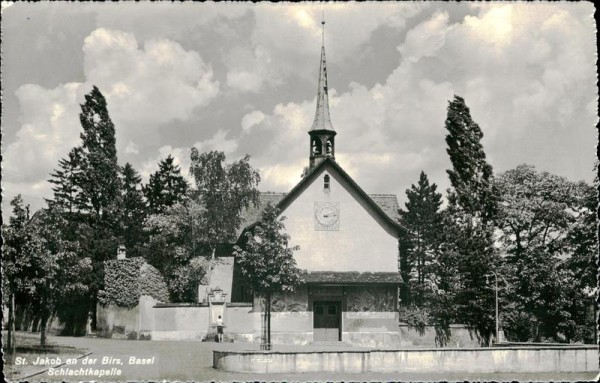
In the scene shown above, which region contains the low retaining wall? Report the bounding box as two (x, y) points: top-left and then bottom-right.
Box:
(213, 346), (599, 374)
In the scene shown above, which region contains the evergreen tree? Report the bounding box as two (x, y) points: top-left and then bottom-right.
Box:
(47, 147), (85, 213)
(234, 203), (302, 350)
(399, 171), (443, 306)
(77, 86), (121, 223)
(120, 163), (147, 258)
(443, 95), (499, 345)
(144, 155), (189, 214)
(75, 86), (122, 330)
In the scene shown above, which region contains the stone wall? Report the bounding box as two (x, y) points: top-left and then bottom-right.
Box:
(398, 324), (481, 348)
(214, 346), (599, 374)
(96, 303), (140, 339)
(97, 294), (478, 347)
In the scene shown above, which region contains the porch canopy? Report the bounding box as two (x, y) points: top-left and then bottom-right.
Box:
(301, 271), (403, 285)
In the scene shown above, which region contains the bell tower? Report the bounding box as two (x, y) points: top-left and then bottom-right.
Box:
(309, 17), (336, 170)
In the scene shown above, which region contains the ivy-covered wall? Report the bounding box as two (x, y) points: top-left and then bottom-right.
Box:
(99, 257), (169, 308)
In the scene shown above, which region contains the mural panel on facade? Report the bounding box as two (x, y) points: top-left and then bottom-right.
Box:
(346, 286), (395, 312)
(258, 288), (309, 312)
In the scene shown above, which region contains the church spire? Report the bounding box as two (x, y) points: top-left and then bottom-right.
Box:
(310, 16), (335, 133)
(309, 15), (337, 169)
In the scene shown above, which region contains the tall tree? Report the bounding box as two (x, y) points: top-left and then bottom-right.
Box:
(77, 86), (121, 222)
(445, 95), (498, 224)
(443, 95), (499, 344)
(189, 149), (260, 297)
(120, 163), (147, 258)
(495, 164), (595, 342)
(75, 86), (122, 330)
(399, 171), (443, 306)
(234, 204), (302, 350)
(144, 155), (189, 214)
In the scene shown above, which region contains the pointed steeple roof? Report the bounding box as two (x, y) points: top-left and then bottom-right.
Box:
(310, 18), (335, 132)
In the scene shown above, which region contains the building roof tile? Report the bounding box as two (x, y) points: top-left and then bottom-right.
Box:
(302, 271), (403, 284)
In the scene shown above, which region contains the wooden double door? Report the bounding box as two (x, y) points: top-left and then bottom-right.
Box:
(313, 301), (341, 341)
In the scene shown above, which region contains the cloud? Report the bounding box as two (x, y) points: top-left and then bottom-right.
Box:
(3, 3), (595, 221)
(241, 110), (266, 133)
(4, 27), (220, 213)
(139, 129), (239, 186)
(4, 82), (83, 183)
(222, 3), (426, 94)
(82, 28), (220, 138)
(399, 11), (451, 62)
(125, 140), (140, 155)
(234, 3), (595, 202)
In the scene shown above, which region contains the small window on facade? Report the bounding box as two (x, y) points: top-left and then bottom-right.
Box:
(328, 305), (337, 315)
(324, 175), (330, 190)
(316, 305), (324, 315)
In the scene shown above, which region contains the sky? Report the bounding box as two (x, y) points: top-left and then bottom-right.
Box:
(1, 2), (597, 221)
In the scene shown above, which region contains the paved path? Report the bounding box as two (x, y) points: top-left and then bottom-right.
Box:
(14, 334), (599, 382)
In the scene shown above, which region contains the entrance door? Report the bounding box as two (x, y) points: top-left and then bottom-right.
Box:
(313, 301), (341, 341)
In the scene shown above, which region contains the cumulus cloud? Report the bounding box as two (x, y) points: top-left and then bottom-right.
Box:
(139, 129), (239, 186)
(236, 3), (596, 201)
(3, 3), (595, 219)
(4, 27), (220, 212)
(241, 110), (266, 133)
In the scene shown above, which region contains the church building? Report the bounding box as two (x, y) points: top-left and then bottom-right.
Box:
(216, 21), (406, 346)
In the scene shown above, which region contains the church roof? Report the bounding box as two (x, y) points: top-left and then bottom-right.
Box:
(302, 271), (403, 285)
(238, 158), (405, 237)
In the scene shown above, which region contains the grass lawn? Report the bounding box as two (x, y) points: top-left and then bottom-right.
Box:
(5, 332), (599, 382)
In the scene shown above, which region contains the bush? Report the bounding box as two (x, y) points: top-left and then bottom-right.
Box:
(98, 257), (169, 308)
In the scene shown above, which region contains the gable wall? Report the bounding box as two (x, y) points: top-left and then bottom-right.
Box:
(281, 166), (399, 272)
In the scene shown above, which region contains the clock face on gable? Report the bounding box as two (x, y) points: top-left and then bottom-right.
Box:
(314, 202), (340, 231)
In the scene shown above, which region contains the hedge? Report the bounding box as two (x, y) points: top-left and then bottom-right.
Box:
(99, 257), (170, 308)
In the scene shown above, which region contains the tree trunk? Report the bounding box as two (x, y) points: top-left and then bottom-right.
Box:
(40, 291), (47, 348)
(40, 314), (47, 348)
(7, 293), (16, 363)
(90, 295), (97, 331)
(266, 292), (271, 350)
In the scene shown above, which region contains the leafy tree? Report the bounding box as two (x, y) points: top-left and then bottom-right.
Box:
(119, 163), (147, 258)
(144, 155), (189, 214)
(495, 164), (595, 342)
(189, 149), (260, 298)
(2, 195), (30, 360)
(2, 196), (92, 348)
(443, 95), (499, 345)
(28, 208), (92, 345)
(565, 180), (598, 293)
(144, 199), (208, 302)
(234, 204), (302, 350)
(399, 171), (443, 306)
